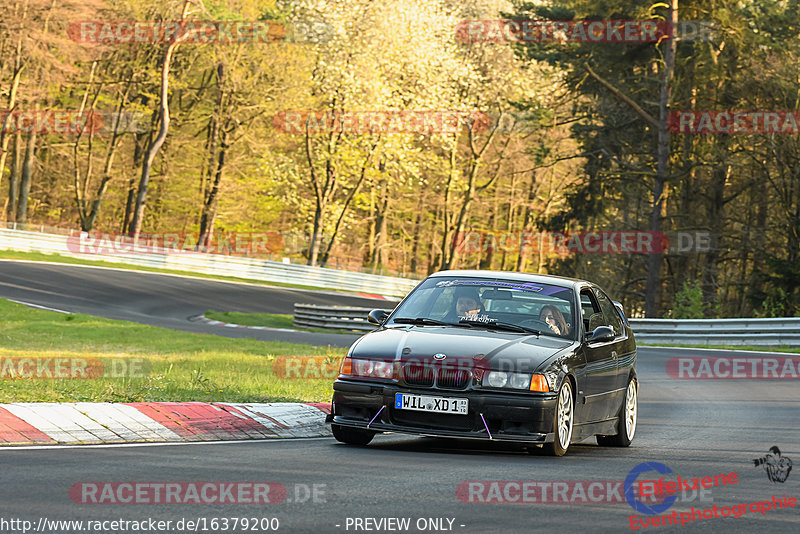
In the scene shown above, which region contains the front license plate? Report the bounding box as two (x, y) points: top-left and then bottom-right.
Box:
(395, 393), (468, 415)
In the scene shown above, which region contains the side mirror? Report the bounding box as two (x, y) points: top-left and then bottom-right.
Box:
(367, 309), (389, 325)
(587, 325), (615, 343)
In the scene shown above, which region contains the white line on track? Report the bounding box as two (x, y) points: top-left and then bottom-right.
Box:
(644, 345), (798, 356)
(5, 298), (72, 314)
(0, 436), (333, 451)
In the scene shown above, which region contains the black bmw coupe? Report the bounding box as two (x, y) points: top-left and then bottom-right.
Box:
(327, 270), (637, 456)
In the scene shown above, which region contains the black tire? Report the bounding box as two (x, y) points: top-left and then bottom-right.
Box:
(543, 380), (574, 456)
(331, 424), (376, 446)
(597, 377), (637, 447)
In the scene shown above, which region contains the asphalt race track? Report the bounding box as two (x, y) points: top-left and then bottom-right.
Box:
(0, 260), (392, 347)
(1, 262), (798, 533)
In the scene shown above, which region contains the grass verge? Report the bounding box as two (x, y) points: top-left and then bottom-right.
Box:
(205, 311), (295, 329)
(203, 310), (362, 335)
(0, 298), (344, 403)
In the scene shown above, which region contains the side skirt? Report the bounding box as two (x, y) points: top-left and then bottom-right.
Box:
(572, 419), (618, 442)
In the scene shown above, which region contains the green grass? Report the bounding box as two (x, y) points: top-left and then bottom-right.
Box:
(203, 310), (361, 334)
(641, 343), (800, 353)
(0, 298), (344, 403)
(0, 249), (331, 292)
(205, 311), (296, 329)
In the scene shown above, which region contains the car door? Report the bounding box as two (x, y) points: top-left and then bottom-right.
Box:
(593, 287), (636, 389)
(578, 288), (618, 422)
(592, 287), (630, 414)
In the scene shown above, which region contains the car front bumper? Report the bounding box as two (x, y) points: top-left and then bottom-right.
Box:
(328, 379), (558, 444)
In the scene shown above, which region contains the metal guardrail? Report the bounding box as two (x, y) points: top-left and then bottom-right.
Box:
(292, 305), (800, 346)
(0, 228), (420, 297)
(293, 304), (394, 332)
(629, 318), (800, 346)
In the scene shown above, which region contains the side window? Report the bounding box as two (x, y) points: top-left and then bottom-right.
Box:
(594, 288), (623, 335)
(580, 289), (602, 334)
(397, 286), (437, 318)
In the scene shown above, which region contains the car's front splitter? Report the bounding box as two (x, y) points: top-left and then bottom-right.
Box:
(329, 379), (558, 444)
(329, 417), (551, 444)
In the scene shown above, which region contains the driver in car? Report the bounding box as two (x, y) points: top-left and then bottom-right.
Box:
(539, 304), (569, 336)
(452, 289), (485, 321)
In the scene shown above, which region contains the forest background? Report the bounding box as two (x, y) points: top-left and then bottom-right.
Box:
(1, 0), (799, 318)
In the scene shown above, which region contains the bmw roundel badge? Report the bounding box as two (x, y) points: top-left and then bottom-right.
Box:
(433, 353), (447, 360)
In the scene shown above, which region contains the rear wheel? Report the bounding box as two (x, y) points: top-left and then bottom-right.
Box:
(597, 377), (637, 447)
(331, 424), (376, 446)
(544, 380), (574, 456)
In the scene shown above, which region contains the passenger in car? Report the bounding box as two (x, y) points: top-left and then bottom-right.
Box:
(540, 305), (569, 336)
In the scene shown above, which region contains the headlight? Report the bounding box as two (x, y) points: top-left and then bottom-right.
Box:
(342, 358), (395, 380)
(508, 373), (531, 389)
(485, 371), (532, 390)
(372, 361), (394, 379)
(487, 371), (508, 387)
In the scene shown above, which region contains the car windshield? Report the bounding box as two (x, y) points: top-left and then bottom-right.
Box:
(388, 276), (576, 340)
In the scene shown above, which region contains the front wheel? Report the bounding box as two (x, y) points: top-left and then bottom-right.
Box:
(597, 377), (637, 447)
(544, 380), (574, 456)
(331, 424), (376, 446)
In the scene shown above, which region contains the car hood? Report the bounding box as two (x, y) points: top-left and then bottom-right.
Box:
(350, 325), (575, 372)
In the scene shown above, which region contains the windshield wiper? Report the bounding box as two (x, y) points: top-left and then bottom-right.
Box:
(459, 319), (541, 335)
(392, 317), (451, 326)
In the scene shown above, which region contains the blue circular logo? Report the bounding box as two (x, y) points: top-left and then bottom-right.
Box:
(624, 462), (677, 515)
(433, 353), (447, 360)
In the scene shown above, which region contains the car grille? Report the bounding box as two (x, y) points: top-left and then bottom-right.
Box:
(437, 367), (470, 389)
(402, 362), (434, 387)
(401, 361), (470, 390)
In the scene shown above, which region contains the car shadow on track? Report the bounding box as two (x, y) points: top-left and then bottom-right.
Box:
(332, 435), (609, 458)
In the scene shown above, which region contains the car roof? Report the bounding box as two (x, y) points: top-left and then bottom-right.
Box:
(427, 270), (585, 289)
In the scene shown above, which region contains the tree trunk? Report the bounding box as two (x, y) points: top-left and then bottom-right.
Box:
(5, 132), (22, 222)
(129, 42), (177, 237)
(122, 131), (147, 232)
(516, 170), (538, 271)
(198, 62), (225, 248)
(16, 130), (36, 224)
(0, 34), (24, 208)
(445, 117), (503, 269)
(319, 140), (378, 266)
(371, 180), (389, 271)
(129, 0), (199, 238)
(308, 201), (324, 265)
(409, 195), (424, 274)
(198, 126), (229, 246)
(439, 135), (457, 269)
(644, 0), (677, 317)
